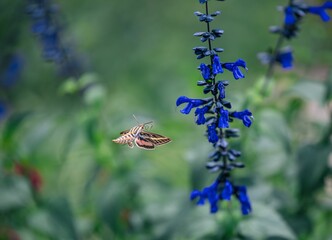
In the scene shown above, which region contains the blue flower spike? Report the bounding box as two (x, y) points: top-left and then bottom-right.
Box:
(259, 1), (332, 72)
(26, 0), (84, 77)
(178, 0), (253, 215)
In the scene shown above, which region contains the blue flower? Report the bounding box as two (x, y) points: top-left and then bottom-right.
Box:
(176, 96), (212, 114)
(212, 55), (223, 75)
(308, 1), (332, 22)
(284, 6), (297, 25)
(217, 81), (226, 99)
(42, 29), (62, 61)
(218, 108), (229, 128)
(276, 49), (293, 69)
(190, 179), (220, 213)
(235, 186), (252, 215)
(231, 109), (253, 127)
(221, 180), (233, 200)
(199, 0), (208, 4)
(31, 19), (48, 34)
(0, 55), (24, 87)
(223, 59), (248, 80)
(199, 63), (211, 80)
(195, 105), (210, 125)
(207, 124), (219, 143)
(0, 101), (7, 120)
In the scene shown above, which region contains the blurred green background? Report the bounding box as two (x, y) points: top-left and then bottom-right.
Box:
(1, 0), (332, 239)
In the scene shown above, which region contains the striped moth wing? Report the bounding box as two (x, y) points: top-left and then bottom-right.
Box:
(139, 131), (171, 146)
(134, 135), (155, 150)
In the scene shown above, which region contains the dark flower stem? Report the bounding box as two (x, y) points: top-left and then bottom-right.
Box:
(205, 1), (227, 181)
(205, 2), (213, 67)
(260, 34), (285, 95)
(205, 1), (223, 125)
(260, 0), (294, 96)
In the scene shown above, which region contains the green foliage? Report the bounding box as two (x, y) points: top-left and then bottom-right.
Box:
(1, 0), (332, 239)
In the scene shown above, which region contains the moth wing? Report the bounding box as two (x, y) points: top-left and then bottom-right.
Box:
(140, 131), (171, 146)
(120, 129), (130, 135)
(134, 136), (155, 150)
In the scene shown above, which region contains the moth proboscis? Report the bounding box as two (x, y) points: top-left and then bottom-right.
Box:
(112, 116), (171, 150)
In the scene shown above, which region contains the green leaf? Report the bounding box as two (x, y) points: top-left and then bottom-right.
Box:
(58, 79), (80, 95)
(77, 73), (99, 88)
(28, 210), (57, 237)
(297, 143), (331, 198)
(83, 84), (106, 106)
(29, 198), (80, 239)
(0, 175), (32, 211)
(287, 81), (326, 104)
(324, 70), (332, 103)
(2, 112), (31, 146)
(238, 203), (296, 240)
(45, 197), (79, 240)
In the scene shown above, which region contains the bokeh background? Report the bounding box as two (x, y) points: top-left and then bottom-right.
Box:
(1, 0), (332, 239)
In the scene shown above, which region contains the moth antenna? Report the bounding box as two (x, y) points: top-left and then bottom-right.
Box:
(132, 114), (140, 125)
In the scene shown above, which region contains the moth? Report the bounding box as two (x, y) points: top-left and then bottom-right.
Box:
(113, 116), (171, 150)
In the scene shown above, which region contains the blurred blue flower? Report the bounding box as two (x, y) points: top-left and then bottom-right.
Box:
(276, 49), (293, 69)
(308, 1), (332, 22)
(0, 101), (7, 120)
(176, 96), (212, 114)
(218, 108), (229, 128)
(223, 59), (248, 80)
(199, 0), (208, 4)
(0, 55), (24, 87)
(212, 55), (223, 75)
(235, 186), (252, 215)
(221, 180), (233, 200)
(231, 109), (253, 128)
(284, 6), (297, 25)
(207, 124), (219, 143)
(195, 105), (211, 125)
(27, 1), (64, 62)
(31, 19), (47, 34)
(26, 0), (84, 78)
(199, 63), (211, 80)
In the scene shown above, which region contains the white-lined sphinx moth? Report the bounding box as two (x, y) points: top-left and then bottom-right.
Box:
(112, 117), (171, 150)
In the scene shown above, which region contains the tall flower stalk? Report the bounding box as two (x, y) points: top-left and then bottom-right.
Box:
(176, 0), (253, 215)
(258, 0), (332, 95)
(26, 0), (84, 78)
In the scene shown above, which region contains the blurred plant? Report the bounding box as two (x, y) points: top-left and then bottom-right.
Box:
(26, 0), (84, 78)
(0, 54), (24, 121)
(14, 163), (42, 192)
(0, 227), (20, 240)
(0, 101), (7, 121)
(0, 54), (24, 88)
(258, 0), (332, 94)
(176, 0), (253, 214)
